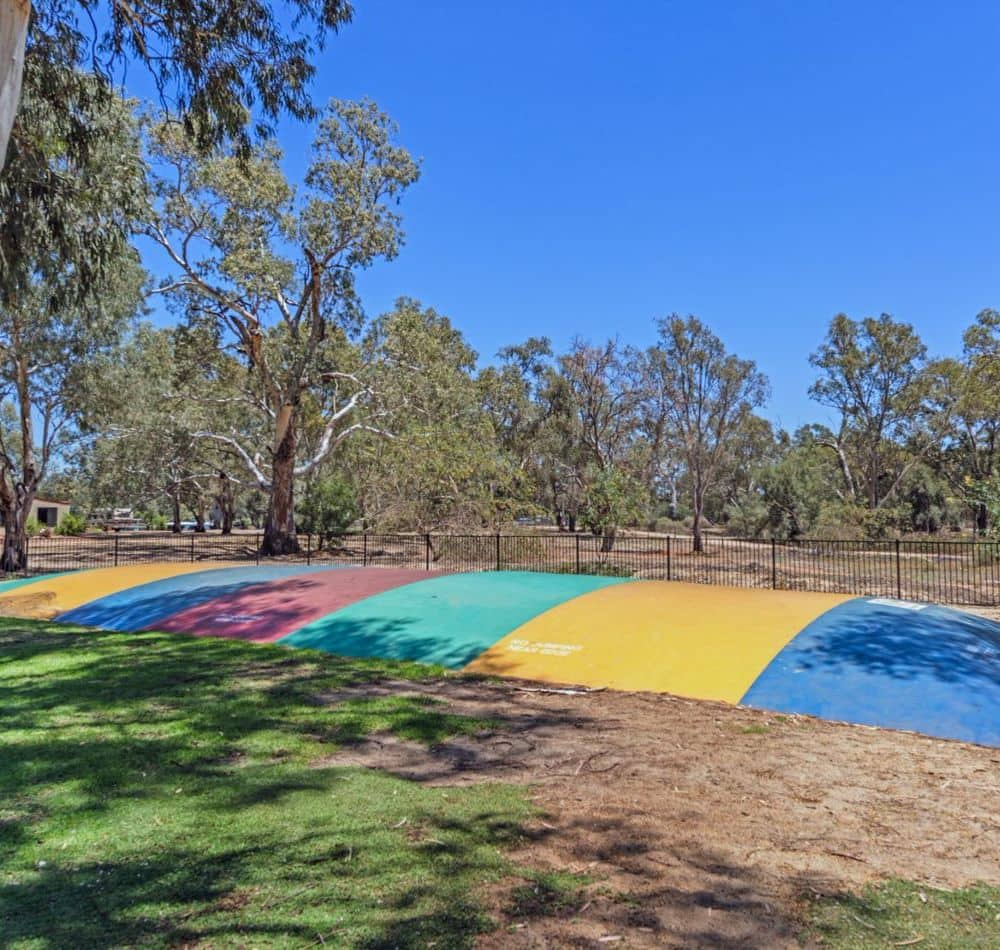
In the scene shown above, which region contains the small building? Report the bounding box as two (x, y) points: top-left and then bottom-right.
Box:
(31, 497), (72, 528)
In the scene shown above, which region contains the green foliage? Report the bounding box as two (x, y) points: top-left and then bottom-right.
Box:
(0, 65), (145, 570)
(356, 298), (514, 531)
(23, 516), (42, 538)
(897, 463), (955, 534)
(642, 315), (769, 548)
(84, 324), (254, 538)
(1, 52), (147, 312)
(298, 474), (359, 544)
(808, 313), (936, 513)
(580, 466), (647, 540)
(809, 500), (908, 541)
(54, 511), (86, 536)
(0, 619), (531, 947)
(25, 0), (354, 155)
(755, 431), (843, 538)
(725, 489), (770, 538)
(968, 473), (1000, 539)
(146, 99), (419, 553)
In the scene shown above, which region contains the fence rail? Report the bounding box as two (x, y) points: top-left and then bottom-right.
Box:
(11, 531), (1000, 606)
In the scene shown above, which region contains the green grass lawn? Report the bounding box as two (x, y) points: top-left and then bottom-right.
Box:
(0, 619), (529, 948)
(810, 880), (1000, 948)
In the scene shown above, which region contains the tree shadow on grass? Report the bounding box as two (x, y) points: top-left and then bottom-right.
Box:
(0, 620), (555, 947)
(0, 801), (539, 948)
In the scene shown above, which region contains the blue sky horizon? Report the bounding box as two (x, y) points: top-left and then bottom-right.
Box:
(143, 1), (1000, 432)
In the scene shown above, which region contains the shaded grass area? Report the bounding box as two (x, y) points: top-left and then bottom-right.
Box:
(506, 869), (591, 919)
(810, 880), (1000, 948)
(0, 620), (529, 948)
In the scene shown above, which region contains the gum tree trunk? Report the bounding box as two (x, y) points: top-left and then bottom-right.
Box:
(0, 0), (29, 169)
(975, 502), (989, 536)
(217, 473), (235, 535)
(691, 480), (706, 554)
(0, 342), (40, 572)
(0, 486), (33, 573)
(261, 404), (300, 555)
(599, 526), (617, 553)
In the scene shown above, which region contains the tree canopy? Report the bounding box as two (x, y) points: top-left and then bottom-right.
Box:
(145, 98), (419, 553)
(0, 74), (145, 568)
(0, 0), (354, 164)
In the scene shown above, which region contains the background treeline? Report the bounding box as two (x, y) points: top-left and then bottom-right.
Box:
(76, 304), (1000, 550)
(4, 6), (1000, 572)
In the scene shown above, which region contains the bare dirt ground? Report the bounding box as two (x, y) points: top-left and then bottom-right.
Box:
(320, 677), (1000, 948)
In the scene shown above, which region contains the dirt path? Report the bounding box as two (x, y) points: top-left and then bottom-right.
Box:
(321, 677), (1000, 948)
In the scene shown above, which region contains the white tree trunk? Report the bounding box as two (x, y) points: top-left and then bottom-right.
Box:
(0, 0), (29, 169)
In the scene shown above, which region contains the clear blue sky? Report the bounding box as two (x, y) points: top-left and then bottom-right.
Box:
(155, 1), (1000, 430)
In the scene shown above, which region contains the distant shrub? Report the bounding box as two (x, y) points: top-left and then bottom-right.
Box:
(25, 516), (43, 538)
(298, 475), (359, 548)
(146, 513), (169, 531)
(653, 516), (689, 534)
(810, 501), (922, 541)
(725, 490), (769, 538)
(56, 512), (87, 536)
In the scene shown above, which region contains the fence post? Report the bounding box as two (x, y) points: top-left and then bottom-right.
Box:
(190, 534), (196, 563)
(575, 533), (581, 574)
(771, 538), (777, 589)
(425, 533), (431, 571)
(256, 533), (261, 566)
(306, 532), (312, 565)
(363, 532), (368, 567)
(113, 533), (119, 568)
(666, 535), (672, 581)
(895, 538), (902, 599)
(495, 532), (501, 572)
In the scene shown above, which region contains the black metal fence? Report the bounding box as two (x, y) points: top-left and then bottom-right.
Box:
(12, 531), (1000, 606)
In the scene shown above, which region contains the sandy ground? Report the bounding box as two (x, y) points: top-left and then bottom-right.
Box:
(320, 677), (1000, 948)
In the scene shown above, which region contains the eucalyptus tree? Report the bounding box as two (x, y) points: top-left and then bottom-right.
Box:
(533, 367), (588, 531)
(0, 72), (144, 570)
(549, 339), (647, 546)
(85, 323), (259, 533)
(478, 337), (555, 518)
(351, 298), (512, 534)
(1, 0), (354, 166)
(641, 316), (769, 552)
(712, 414), (778, 535)
(931, 309), (1000, 532)
(559, 338), (642, 471)
(808, 313), (940, 516)
(146, 99), (419, 553)
(756, 427), (843, 539)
